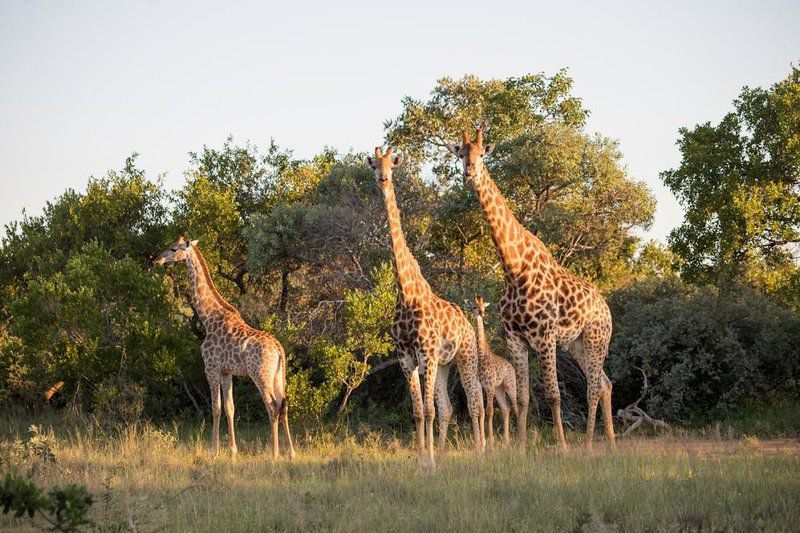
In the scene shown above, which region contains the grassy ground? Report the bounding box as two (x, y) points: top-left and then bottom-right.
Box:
(1, 411), (799, 532)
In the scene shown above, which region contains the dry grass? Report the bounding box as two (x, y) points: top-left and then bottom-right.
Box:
(1, 413), (799, 532)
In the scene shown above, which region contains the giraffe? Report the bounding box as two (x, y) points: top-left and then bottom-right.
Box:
(465, 295), (518, 449)
(154, 236), (296, 460)
(449, 130), (616, 449)
(365, 146), (485, 469)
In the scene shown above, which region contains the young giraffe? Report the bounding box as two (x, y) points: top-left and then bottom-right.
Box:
(449, 130), (615, 449)
(365, 147), (485, 469)
(155, 236), (295, 460)
(466, 295), (518, 449)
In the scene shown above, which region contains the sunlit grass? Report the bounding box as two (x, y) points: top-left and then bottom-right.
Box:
(2, 411), (799, 532)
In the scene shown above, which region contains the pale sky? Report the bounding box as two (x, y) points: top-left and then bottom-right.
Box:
(1, 0), (798, 241)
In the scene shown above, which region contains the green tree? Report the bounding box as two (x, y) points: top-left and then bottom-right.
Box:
(8, 242), (193, 417)
(662, 65), (800, 286)
(386, 71), (587, 181)
(0, 155), (170, 290)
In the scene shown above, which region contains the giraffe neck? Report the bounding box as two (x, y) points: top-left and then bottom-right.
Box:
(472, 165), (557, 280)
(474, 315), (492, 365)
(382, 183), (431, 303)
(184, 246), (239, 328)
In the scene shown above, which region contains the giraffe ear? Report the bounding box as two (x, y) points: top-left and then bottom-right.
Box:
(365, 156), (374, 168)
(484, 144), (495, 156)
(190, 239), (199, 247)
(392, 154), (404, 167)
(448, 144), (461, 156)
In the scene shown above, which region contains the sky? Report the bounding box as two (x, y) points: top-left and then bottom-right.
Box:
(1, 0), (798, 242)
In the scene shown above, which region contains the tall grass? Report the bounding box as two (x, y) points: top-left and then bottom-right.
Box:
(1, 410), (799, 532)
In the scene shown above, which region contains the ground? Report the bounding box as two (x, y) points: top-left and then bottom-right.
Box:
(1, 413), (799, 532)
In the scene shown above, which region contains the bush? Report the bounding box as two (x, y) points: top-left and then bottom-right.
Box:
(608, 279), (800, 424)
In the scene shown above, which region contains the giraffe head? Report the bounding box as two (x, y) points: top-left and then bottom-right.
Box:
(365, 146), (404, 190)
(154, 235), (198, 265)
(448, 129), (495, 182)
(465, 295), (490, 318)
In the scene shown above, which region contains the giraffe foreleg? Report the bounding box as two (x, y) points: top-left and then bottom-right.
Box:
(486, 387), (496, 450)
(207, 373), (222, 458)
(398, 351), (426, 467)
(419, 342), (439, 469)
(220, 374), (237, 456)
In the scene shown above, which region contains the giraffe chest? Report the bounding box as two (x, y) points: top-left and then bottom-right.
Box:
(393, 303), (463, 363)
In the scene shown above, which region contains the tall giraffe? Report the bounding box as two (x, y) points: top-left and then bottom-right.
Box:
(365, 147), (485, 469)
(449, 130), (615, 449)
(155, 236), (296, 460)
(466, 295), (518, 449)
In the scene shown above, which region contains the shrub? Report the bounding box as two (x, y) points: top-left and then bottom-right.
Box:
(608, 279), (800, 423)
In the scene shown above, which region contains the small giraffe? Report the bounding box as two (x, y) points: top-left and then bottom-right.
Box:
(466, 295), (518, 449)
(450, 130), (615, 449)
(366, 147), (485, 469)
(155, 236), (296, 460)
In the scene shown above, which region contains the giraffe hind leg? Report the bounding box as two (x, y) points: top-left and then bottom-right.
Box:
(435, 364), (453, 451)
(495, 388), (512, 446)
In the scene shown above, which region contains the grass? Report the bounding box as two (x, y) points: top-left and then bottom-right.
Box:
(1, 410), (799, 532)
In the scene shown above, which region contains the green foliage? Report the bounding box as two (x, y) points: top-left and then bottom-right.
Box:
(6, 241), (193, 417)
(0, 473), (93, 531)
(386, 74), (655, 292)
(608, 279), (800, 423)
(387, 71), (587, 179)
(0, 155), (169, 287)
(490, 124), (656, 288)
(0, 70), (796, 433)
(662, 65), (800, 286)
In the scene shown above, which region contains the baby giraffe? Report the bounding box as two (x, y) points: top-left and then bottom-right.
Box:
(468, 296), (518, 448)
(155, 236), (295, 460)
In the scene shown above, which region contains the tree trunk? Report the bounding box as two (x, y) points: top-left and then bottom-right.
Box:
(279, 266), (291, 314)
(339, 386), (354, 414)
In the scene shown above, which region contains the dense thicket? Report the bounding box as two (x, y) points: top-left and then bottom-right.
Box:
(1, 67), (798, 430)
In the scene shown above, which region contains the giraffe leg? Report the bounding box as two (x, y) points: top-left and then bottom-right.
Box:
(573, 324), (614, 448)
(420, 346), (439, 469)
(455, 337), (485, 454)
(398, 351), (426, 467)
(585, 375), (601, 449)
(251, 374), (280, 460)
(435, 364), (453, 451)
(486, 388), (496, 450)
(280, 395), (296, 460)
(207, 374), (222, 458)
(505, 331), (529, 447)
(601, 371), (616, 447)
(530, 332), (566, 449)
(220, 374), (237, 456)
(495, 388), (512, 446)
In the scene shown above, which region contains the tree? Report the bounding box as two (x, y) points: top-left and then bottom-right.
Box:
(490, 124), (656, 288)
(662, 65), (800, 286)
(386, 72), (587, 182)
(387, 75), (655, 291)
(8, 242), (194, 417)
(0, 155), (170, 290)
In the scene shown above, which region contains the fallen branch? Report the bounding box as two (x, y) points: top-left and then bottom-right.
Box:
(615, 367), (670, 435)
